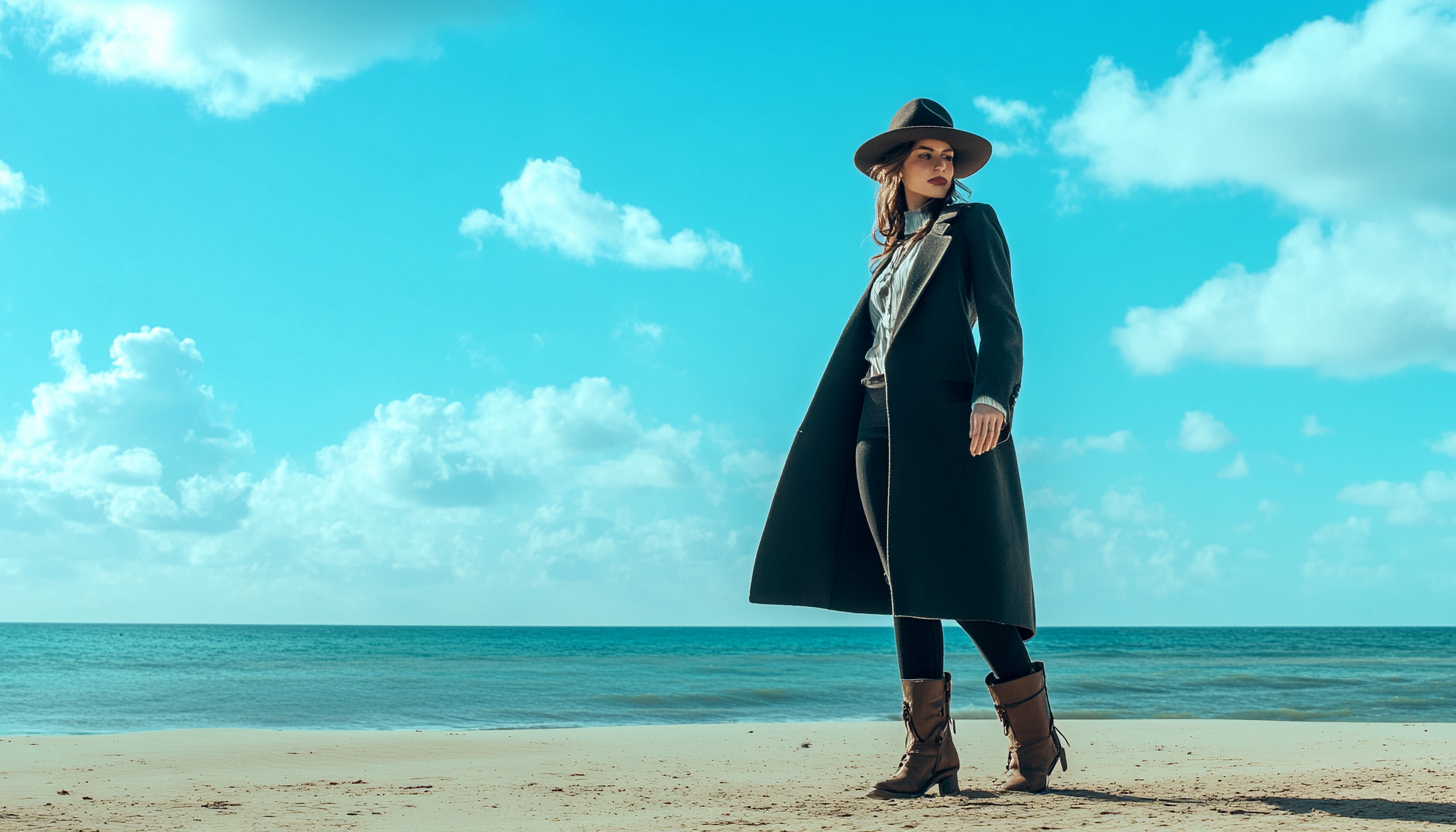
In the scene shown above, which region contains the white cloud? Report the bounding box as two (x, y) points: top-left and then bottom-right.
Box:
(1051, 486), (1204, 595)
(0, 327), (775, 622)
(1082, 430), (1135, 453)
(315, 380), (707, 503)
(1303, 415), (1333, 436)
(1110, 216), (1456, 377)
(1431, 431), (1456, 456)
(1312, 515), (1371, 545)
(2, 0), (492, 118)
(1060, 506), (1103, 540)
(1178, 410), (1235, 452)
(1101, 486), (1164, 524)
(460, 157), (747, 275)
(1304, 514), (1385, 582)
(1051, 168), (1082, 215)
(1025, 430), (1136, 460)
(720, 448), (784, 496)
(0, 158), (46, 210)
(971, 96), (1045, 158)
(1217, 452), (1249, 479)
(1053, 0), (1456, 378)
(632, 321), (663, 343)
(1190, 543), (1227, 579)
(972, 96), (1044, 129)
(0, 327), (252, 530)
(1026, 487), (1076, 509)
(223, 378), (720, 580)
(1050, 0), (1456, 214)
(1062, 429), (1137, 455)
(1338, 470), (1456, 524)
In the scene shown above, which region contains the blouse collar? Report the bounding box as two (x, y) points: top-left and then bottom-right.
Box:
(904, 202), (935, 234)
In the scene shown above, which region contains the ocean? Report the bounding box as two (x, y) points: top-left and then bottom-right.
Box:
(2, 624), (1453, 735)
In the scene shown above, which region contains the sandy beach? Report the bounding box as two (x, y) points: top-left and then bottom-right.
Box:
(2, 720), (1452, 831)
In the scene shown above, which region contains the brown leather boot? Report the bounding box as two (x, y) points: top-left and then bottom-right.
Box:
(867, 672), (960, 799)
(984, 661), (1068, 792)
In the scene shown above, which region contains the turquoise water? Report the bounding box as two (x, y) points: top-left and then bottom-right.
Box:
(2, 625), (1454, 734)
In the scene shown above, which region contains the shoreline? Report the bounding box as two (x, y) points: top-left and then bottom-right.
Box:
(3, 710), (1453, 738)
(3, 720), (1453, 830)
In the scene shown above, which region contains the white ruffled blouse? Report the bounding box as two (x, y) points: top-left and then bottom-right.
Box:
(863, 204), (1006, 418)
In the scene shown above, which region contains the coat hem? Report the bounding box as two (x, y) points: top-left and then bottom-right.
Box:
(748, 595), (1035, 640)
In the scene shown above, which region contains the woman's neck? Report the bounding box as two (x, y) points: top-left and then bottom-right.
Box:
(905, 194), (933, 213)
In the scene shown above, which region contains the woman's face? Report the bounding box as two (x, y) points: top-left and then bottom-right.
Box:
(900, 138), (955, 207)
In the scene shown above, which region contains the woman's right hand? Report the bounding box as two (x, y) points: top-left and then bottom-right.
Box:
(969, 403), (1004, 456)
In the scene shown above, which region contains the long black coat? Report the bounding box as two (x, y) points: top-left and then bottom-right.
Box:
(749, 202), (1035, 639)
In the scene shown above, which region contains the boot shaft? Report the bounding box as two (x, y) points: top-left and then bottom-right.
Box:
(900, 672), (952, 743)
(984, 661), (1051, 744)
(983, 661), (1068, 793)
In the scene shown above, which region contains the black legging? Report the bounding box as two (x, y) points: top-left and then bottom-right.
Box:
(854, 385), (1032, 683)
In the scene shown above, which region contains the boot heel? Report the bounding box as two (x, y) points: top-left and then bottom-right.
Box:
(937, 773), (959, 796)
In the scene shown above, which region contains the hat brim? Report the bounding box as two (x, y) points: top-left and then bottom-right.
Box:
(854, 126), (992, 179)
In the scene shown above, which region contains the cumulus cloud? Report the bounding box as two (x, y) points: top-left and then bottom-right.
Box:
(972, 95), (1045, 158)
(1054, 0), (1456, 377)
(221, 376), (720, 585)
(0, 327), (252, 530)
(0, 158), (46, 210)
(1190, 543), (1227, 579)
(613, 320), (663, 349)
(1023, 429), (1137, 459)
(1303, 415), (1334, 436)
(1178, 411), (1235, 452)
(1312, 515), (1371, 545)
(1048, 483), (1252, 603)
(1025, 487), (1076, 509)
(632, 321), (663, 343)
(720, 448), (785, 496)
(973, 96), (1044, 129)
(460, 157), (747, 275)
(305, 379), (707, 508)
(1338, 470), (1456, 524)
(1304, 515), (1379, 579)
(1064, 429), (1136, 455)
(1101, 486), (1164, 524)
(1111, 216), (1456, 377)
(1060, 506), (1104, 540)
(1051, 486), (1209, 595)
(2, 0), (492, 118)
(1217, 452), (1250, 479)
(1432, 431), (1456, 456)
(0, 327), (771, 622)
(1050, 0), (1456, 214)
(1085, 433), (1133, 453)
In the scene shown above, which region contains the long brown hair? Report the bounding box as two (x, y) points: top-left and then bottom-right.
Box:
(866, 140), (971, 280)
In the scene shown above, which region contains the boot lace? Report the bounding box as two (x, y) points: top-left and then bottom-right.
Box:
(902, 700), (925, 743)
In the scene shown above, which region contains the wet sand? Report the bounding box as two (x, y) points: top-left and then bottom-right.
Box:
(2, 720), (1453, 830)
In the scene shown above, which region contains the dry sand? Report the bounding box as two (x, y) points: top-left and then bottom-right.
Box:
(2, 720), (1453, 831)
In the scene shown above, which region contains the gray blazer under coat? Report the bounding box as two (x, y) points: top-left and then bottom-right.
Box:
(748, 201), (1035, 638)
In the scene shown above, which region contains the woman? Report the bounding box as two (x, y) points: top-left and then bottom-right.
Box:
(749, 98), (1067, 799)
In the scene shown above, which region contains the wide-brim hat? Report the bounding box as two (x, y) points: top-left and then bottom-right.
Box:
(853, 98), (992, 180)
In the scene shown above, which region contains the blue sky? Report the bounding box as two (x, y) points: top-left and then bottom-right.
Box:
(2, 0), (1453, 625)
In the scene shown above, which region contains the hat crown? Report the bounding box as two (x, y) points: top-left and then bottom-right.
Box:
(853, 97), (990, 179)
(888, 98), (954, 131)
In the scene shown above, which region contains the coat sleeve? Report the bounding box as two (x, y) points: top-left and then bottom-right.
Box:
(962, 204), (1023, 444)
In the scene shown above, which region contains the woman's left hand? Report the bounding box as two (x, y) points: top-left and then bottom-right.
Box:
(969, 403), (1004, 456)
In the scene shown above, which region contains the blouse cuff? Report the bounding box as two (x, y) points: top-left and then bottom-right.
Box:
(972, 395), (1007, 418)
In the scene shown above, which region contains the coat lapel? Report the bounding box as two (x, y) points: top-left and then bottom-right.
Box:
(889, 202), (964, 343)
